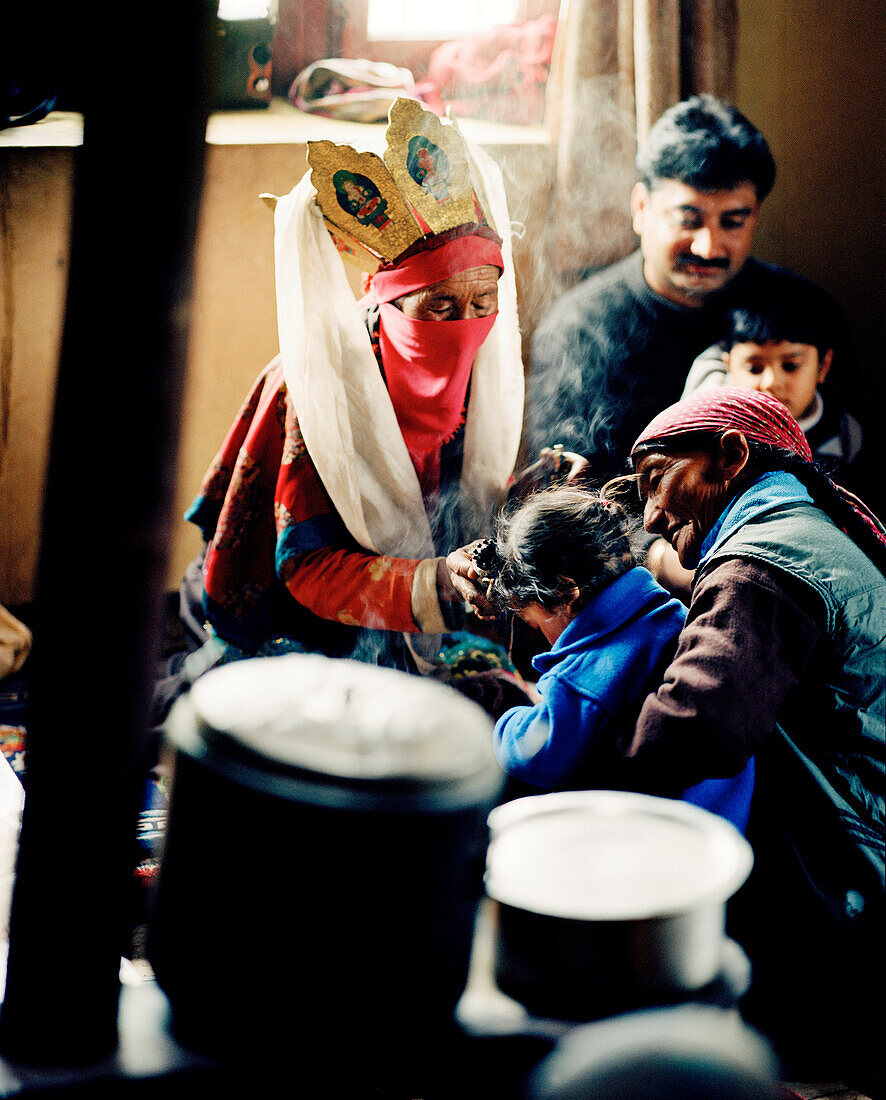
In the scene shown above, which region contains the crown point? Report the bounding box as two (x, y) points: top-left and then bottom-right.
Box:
(304, 100), (496, 271)
(383, 98), (480, 234)
(307, 139), (422, 262)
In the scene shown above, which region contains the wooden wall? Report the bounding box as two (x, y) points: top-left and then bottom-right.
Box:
(733, 0), (885, 410)
(0, 145), (73, 606)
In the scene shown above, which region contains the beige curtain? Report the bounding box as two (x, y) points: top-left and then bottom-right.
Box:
(545, 0), (738, 276)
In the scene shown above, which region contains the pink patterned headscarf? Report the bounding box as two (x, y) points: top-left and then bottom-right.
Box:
(631, 387), (813, 461)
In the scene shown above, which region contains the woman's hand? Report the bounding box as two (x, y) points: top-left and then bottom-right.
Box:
(646, 537), (694, 603)
(551, 447), (590, 483)
(442, 541), (498, 620)
(510, 446), (590, 500)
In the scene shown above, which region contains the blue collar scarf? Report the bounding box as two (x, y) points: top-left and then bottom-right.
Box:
(698, 470), (813, 568)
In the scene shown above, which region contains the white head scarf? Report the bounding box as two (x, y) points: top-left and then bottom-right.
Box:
(273, 140), (524, 560)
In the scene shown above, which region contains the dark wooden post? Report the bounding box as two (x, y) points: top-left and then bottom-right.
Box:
(0, 1), (216, 1064)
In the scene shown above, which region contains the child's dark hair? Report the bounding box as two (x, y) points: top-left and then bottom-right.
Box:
(724, 294), (833, 360)
(478, 487), (637, 612)
(637, 95), (776, 200)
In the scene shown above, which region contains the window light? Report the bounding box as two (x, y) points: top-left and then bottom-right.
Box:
(367, 0), (520, 40)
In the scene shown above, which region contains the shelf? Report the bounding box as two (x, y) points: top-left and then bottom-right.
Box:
(0, 101), (550, 153)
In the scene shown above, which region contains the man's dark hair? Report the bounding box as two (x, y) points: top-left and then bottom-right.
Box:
(724, 296), (833, 360)
(637, 95), (776, 200)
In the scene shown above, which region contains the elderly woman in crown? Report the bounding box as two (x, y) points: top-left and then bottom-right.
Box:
(168, 99), (576, 715)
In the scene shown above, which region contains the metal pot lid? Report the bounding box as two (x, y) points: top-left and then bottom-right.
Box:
(485, 790), (753, 920)
(177, 653), (498, 784)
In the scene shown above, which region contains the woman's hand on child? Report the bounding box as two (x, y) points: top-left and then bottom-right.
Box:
(646, 537), (694, 604)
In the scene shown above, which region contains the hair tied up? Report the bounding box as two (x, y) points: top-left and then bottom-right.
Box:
(598, 495), (625, 516)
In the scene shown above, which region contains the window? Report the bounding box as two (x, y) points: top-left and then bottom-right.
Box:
(272, 0), (559, 121)
(366, 0), (520, 41)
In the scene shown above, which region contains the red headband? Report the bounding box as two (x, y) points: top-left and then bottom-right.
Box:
(631, 387), (813, 462)
(370, 234), (504, 304)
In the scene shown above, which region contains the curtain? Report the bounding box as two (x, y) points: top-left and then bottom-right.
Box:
(545, 0), (738, 276)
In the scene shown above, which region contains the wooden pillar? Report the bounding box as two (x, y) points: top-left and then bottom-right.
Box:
(0, 0), (215, 1065)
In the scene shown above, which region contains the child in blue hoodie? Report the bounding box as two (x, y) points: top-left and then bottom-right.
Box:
(478, 486), (754, 832)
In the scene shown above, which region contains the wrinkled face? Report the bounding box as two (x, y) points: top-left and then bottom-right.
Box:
(631, 180), (761, 307)
(635, 449), (735, 568)
(394, 265), (500, 320)
(726, 340), (831, 420)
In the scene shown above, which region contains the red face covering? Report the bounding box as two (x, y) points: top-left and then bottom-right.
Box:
(370, 233), (504, 496)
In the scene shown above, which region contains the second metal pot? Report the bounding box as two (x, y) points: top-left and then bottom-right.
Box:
(484, 790), (754, 1021)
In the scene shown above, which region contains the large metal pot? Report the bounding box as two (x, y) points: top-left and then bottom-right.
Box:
(147, 653), (503, 1076)
(484, 791), (753, 1021)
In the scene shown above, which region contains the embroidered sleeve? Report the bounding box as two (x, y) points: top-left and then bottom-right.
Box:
(185, 361), (282, 541)
(274, 391), (446, 634)
(195, 357), (448, 645)
(281, 548), (421, 633)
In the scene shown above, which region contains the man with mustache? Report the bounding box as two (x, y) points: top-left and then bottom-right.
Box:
(526, 95), (857, 492)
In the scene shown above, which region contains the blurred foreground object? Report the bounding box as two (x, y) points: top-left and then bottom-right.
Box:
(485, 791), (753, 1021)
(527, 1004), (779, 1099)
(149, 654), (503, 1093)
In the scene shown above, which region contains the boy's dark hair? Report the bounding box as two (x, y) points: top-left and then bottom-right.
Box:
(484, 487), (637, 611)
(637, 95), (776, 200)
(724, 297), (833, 360)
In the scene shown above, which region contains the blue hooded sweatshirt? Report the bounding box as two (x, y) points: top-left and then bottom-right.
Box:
(494, 567), (755, 832)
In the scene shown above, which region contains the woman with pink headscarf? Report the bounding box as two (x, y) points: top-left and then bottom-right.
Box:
(625, 387), (884, 1094)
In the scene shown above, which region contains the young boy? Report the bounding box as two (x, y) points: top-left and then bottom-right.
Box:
(682, 301), (866, 491)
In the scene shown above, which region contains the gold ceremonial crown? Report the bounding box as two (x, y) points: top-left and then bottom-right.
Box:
(306, 97), (498, 274)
